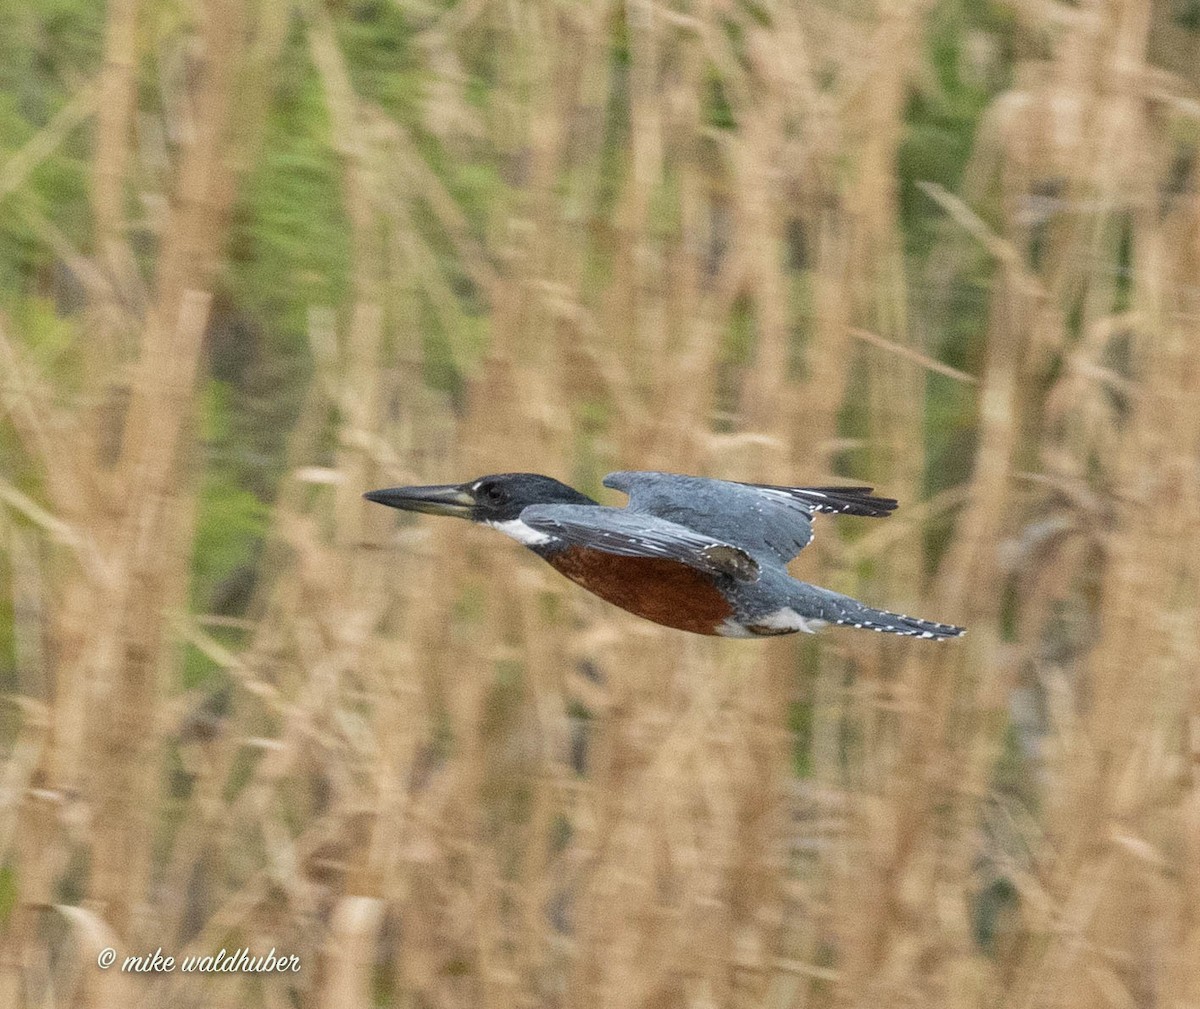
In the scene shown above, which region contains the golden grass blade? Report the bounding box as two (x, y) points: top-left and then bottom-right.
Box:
(320, 897), (386, 1009)
(918, 181), (1046, 301)
(0, 480), (83, 550)
(0, 697), (49, 869)
(0, 84), (100, 204)
(90, 0), (137, 258)
(0, 317), (91, 516)
(52, 905), (133, 1009)
(849, 326), (978, 384)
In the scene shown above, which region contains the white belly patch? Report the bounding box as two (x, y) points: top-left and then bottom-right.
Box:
(718, 608), (829, 637)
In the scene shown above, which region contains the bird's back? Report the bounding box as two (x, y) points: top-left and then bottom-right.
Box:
(602, 471), (894, 566)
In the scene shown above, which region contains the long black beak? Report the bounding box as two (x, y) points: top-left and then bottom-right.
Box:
(363, 483), (475, 517)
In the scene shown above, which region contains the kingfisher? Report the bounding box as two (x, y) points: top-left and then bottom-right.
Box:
(364, 471), (964, 640)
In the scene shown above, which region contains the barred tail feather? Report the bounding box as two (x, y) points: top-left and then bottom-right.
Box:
(791, 584), (965, 640)
(834, 607), (965, 640)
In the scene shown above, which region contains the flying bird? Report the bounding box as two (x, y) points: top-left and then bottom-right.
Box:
(364, 471), (964, 640)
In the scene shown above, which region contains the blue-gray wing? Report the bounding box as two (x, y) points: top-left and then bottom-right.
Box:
(603, 471), (896, 565)
(519, 504), (760, 582)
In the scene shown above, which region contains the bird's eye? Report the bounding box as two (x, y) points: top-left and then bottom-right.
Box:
(481, 483), (507, 505)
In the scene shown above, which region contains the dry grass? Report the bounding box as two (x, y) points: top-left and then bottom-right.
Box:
(1, 0), (1199, 1006)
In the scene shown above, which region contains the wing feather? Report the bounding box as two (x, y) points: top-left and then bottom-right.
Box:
(603, 471), (895, 565)
(520, 504), (760, 582)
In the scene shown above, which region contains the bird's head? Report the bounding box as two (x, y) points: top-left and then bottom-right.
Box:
(364, 472), (594, 524)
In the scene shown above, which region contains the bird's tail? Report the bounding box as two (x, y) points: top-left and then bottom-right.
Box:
(792, 583), (965, 640)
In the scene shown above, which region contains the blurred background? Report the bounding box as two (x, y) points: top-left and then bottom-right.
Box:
(2, 0), (1199, 1005)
